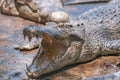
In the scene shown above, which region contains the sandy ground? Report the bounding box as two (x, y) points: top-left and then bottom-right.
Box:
(0, 14), (38, 80)
(0, 2), (120, 80)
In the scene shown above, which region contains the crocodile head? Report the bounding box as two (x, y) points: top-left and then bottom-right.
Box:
(24, 23), (85, 79)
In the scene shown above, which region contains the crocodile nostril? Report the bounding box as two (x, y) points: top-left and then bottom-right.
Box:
(26, 66), (34, 77)
(27, 72), (36, 77)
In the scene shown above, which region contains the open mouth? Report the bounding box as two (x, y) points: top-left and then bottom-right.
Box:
(23, 25), (83, 79)
(25, 39), (83, 79)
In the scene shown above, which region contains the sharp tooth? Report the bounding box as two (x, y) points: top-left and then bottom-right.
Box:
(27, 33), (32, 42)
(28, 36), (32, 42)
(24, 34), (26, 40)
(23, 31), (26, 40)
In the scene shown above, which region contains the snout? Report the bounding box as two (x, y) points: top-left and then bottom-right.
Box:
(26, 72), (36, 78)
(26, 62), (54, 79)
(26, 64), (39, 78)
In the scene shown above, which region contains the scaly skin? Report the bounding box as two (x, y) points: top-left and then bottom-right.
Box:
(0, 0), (19, 16)
(0, 0), (111, 24)
(19, 0), (120, 79)
(0, 0), (69, 24)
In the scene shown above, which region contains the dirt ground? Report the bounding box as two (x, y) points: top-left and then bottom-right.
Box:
(0, 2), (120, 80)
(0, 14), (38, 80)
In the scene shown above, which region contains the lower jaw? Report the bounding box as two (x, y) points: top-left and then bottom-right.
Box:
(29, 63), (82, 79)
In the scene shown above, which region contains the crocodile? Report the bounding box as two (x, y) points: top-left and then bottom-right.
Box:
(0, 0), (69, 24)
(16, 0), (120, 79)
(0, 0), (111, 24)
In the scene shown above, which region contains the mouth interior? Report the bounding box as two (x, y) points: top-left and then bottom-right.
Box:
(28, 34), (83, 79)
(28, 38), (70, 78)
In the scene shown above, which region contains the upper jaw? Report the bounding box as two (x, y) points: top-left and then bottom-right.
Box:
(23, 25), (71, 42)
